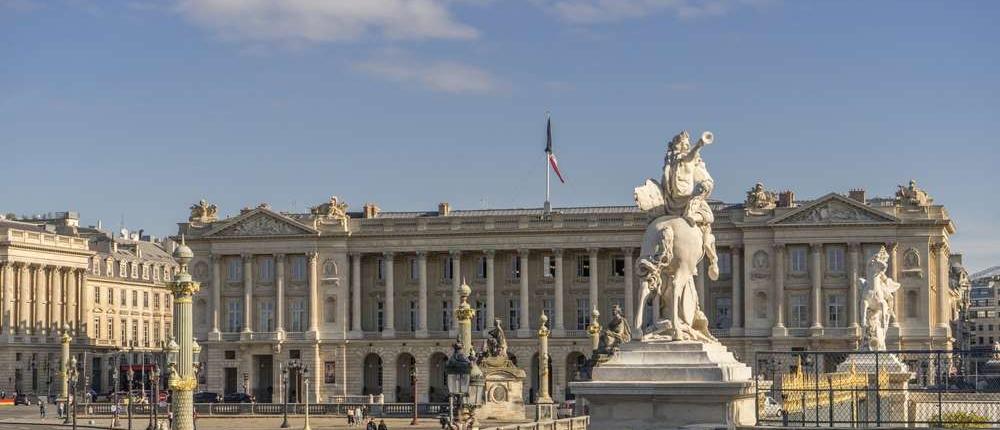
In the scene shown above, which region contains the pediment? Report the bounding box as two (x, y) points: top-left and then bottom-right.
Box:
(769, 193), (899, 226)
(205, 209), (318, 238)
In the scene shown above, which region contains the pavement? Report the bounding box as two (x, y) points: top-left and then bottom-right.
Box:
(0, 405), (452, 429)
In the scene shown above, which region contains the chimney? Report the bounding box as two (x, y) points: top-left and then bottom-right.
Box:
(112, 241), (118, 253)
(778, 191), (796, 208)
(438, 202), (451, 216)
(363, 202), (380, 219)
(848, 188), (867, 204)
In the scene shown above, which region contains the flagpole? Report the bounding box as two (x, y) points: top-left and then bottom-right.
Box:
(544, 111), (551, 214)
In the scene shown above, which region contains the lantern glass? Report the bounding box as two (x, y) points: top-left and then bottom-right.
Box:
(468, 363), (485, 406)
(192, 339), (202, 364)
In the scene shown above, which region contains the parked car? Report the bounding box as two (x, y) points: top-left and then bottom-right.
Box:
(14, 393), (37, 406)
(222, 393), (253, 403)
(193, 392), (221, 403)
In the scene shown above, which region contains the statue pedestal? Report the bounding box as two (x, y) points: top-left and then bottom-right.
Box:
(569, 340), (755, 429)
(478, 362), (527, 422)
(836, 353), (913, 424)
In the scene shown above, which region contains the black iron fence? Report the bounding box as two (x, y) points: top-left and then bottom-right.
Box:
(76, 402), (449, 417)
(755, 349), (1000, 427)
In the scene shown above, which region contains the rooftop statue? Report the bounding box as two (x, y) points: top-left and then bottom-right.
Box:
(859, 246), (901, 351)
(896, 179), (931, 207)
(633, 130), (720, 343)
(189, 199), (218, 224)
(745, 182), (777, 214)
(311, 196), (350, 228)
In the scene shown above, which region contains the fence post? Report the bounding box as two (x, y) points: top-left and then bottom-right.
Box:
(875, 351), (881, 427)
(937, 351), (943, 428)
(827, 375), (833, 426)
(814, 353), (820, 427)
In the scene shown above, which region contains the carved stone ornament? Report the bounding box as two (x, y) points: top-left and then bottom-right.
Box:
(744, 182), (777, 215)
(751, 250), (770, 279)
(782, 200), (886, 224)
(189, 199), (218, 224)
(311, 196), (350, 228)
(895, 179), (932, 207)
(218, 213), (307, 237)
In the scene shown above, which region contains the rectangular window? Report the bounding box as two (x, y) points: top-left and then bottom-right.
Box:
(132, 290), (138, 307)
(131, 320), (138, 345)
(227, 298), (243, 332)
(94, 317), (101, 338)
(143, 292), (149, 308)
(94, 286), (101, 304)
(410, 258), (419, 281)
(258, 256), (274, 282)
(790, 294), (809, 328)
(409, 300), (418, 332)
(130, 262), (138, 279)
(375, 301), (384, 332)
(542, 299), (554, 328)
(474, 301), (486, 331)
(324, 361), (336, 384)
(153, 267), (160, 281)
(510, 255), (522, 279)
(165, 322), (172, 339)
(154, 293), (160, 310)
(576, 298), (591, 330)
(120, 319), (127, 345)
(715, 297), (732, 329)
(142, 321), (149, 347)
(258, 300), (275, 332)
(577, 255), (590, 278)
(142, 264), (149, 280)
(291, 256), (307, 281)
(153, 321), (160, 344)
(121, 290), (127, 307)
(508, 299), (520, 331)
(790, 247), (808, 273)
(291, 299), (306, 331)
(543, 255), (556, 278)
(476, 257), (488, 279)
(107, 319), (114, 341)
(119, 261), (127, 277)
(108, 288), (114, 305)
(227, 258), (241, 282)
(719, 251), (732, 275)
(611, 257), (625, 277)
(827, 246), (846, 273)
(376, 258), (385, 282)
(443, 257), (454, 280)
(441, 300), (452, 331)
(827, 294), (845, 327)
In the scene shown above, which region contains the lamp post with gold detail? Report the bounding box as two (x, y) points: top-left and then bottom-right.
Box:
(167, 238), (200, 430)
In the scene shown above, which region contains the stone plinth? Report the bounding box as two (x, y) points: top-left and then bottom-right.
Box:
(569, 341), (754, 429)
(478, 364), (527, 422)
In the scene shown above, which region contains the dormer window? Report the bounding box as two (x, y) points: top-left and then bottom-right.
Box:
(119, 261), (127, 277)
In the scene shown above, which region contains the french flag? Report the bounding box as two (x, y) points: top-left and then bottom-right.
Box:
(545, 116), (565, 183)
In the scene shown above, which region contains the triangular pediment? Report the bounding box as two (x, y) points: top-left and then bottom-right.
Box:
(205, 208), (318, 238)
(769, 193), (899, 226)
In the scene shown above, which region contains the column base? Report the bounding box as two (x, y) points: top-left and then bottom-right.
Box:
(771, 325), (787, 337)
(809, 325), (824, 336)
(208, 330), (222, 341)
(380, 329), (395, 338)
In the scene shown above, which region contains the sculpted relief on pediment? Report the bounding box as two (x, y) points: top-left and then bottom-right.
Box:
(216, 213), (310, 237)
(780, 201), (890, 224)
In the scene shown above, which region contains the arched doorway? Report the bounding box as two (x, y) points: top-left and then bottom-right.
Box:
(530, 352), (552, 404)
(363, 354), (383, 395)
(564, 352), (587, 400)
(396, 353), (416, 402)
(428, 352), (448, 402)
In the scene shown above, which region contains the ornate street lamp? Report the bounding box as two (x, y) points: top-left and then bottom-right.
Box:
(167, 237), (201, 430)
(409, 365), (418, 426)
(444, 342), (470, 428)
(279, 363), (290, 429)
(67, 357), (79, 430)
(302, 366), (312, 430)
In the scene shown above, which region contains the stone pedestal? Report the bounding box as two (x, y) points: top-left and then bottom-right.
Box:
(478, 364), (527, 422)
(569, 340), (754, 429)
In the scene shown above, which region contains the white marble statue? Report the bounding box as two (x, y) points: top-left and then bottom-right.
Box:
(859, 245), (901, 351)
(633, 130), (720, 342)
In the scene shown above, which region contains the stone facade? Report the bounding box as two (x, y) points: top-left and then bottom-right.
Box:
(0, 212), (177, 396)
(177, 182), (956, 404)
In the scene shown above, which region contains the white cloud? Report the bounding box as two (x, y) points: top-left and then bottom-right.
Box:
(542, 0), (758, 24)
(176, 0), (479, 44)
(354, 55), (503, 95)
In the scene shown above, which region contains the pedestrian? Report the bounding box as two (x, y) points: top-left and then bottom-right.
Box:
(348, 406), (355, 426)
(357, 406), (364, 423)
(57, 400), (64, 418)
(366, 418), (377, 430)
(39, 399), (46, 418)
(378, 418), (388, 430)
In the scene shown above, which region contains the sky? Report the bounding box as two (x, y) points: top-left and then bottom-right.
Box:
(1, 0), (997, 272)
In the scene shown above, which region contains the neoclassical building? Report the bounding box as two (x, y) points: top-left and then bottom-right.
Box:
(0, 212), (177, 396)
(178, 180), (958, 405)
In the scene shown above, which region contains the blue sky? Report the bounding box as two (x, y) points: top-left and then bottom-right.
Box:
(1, 0), (997, 271)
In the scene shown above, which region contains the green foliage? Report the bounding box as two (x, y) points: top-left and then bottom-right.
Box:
(930, 411), (990, 429)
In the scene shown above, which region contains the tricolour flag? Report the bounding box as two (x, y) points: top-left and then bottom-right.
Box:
(544, 116), (565, 183)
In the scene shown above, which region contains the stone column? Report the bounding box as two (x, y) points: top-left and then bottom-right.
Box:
(455, 281), (474, 355)
(1, 263), (11, 334)
(275, 254), (286, 333)
(70, 270), (81, 334)
(381, 252), (395, 337)
(308, 252), (320, 333)
(79, 269), (91, 337)
(536, 313), (553, 404)
(34, 265), (46, 335)
(518, 249), (531, 337)
(60, 329), (70, 404)
(167, 242), (199, 430)
(588, 248), (600, 319)
(211, 255), (222, 335)
(935, 243), (951, 331)
(242, 254), (253, 333)
(810, 243), (824, 334)
(623, 248), (635, 325)
(52, 267), (63, 333)
(416, 252), (429, 337)
(848, 243), (860, 329)
(450, 251), (461, 332)
(553, 249), (565, 334)
(351, 254), (362, 336)
(772, 244), (786, 336)
(731, 246), (743, 335)
(484, 250), (496, 331)
(18, 264), (30, 334)
(887, 242), (901, 328)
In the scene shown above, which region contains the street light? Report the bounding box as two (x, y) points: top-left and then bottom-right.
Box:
(302, 366), (312, 430)
(67, 357), (79, 430)
(281, 359), (305, 429)
(409, 364), (418, 426)
(444, 342), (470, 429)
(108, 355), (121, 428)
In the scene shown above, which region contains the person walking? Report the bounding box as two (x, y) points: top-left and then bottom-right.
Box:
(378, 419), (388, 430)
(357, 406), (364, 423)
(366, 418), (377, 430)
(39, 399), (46, 418)
(347, 406), (355, 426)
